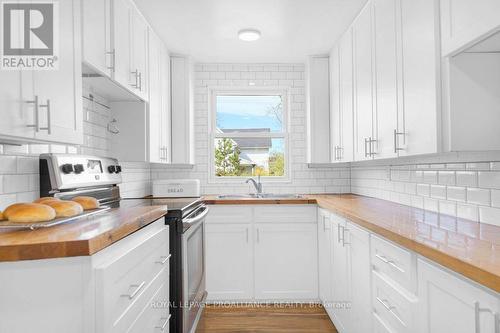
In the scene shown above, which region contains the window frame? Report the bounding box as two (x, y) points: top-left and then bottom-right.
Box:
(208, 87), (291, 183)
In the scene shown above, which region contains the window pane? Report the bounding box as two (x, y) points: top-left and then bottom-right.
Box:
(214, 138), (285, 177)
(216, 95), (283, 133)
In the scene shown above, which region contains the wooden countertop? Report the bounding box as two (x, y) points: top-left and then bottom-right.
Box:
(0, 205), (168, 262)
(203, 195), (316, 205)
(204, 194), (500, 292)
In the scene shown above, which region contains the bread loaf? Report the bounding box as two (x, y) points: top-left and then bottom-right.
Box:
(0, 211), (4, 221)
(4, 203), (56, 223)
(34, 197), (60, 204)
(44, 200), (83, 218)
(71, 196), (100, 210)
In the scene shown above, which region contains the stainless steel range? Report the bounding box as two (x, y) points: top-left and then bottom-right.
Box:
(39, 154), (208, 333)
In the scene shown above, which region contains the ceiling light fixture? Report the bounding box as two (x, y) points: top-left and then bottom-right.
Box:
(238, 29), (261, 41)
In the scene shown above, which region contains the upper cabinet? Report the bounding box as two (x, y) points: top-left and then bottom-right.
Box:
(306, 56), (331, 164)
(170, 55), (195, 165)
(440, 0), (500, 56)
(0, 0), (83, 145)
(329, 0), (441, 162)
(82, 0), (148, 101)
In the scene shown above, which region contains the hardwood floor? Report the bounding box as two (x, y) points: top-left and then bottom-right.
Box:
(195, 304), (338, 333)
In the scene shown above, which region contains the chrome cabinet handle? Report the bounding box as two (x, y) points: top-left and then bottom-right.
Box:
(474, 301), (499, 333)
(106, 49), (115, 72)
(155, 315), (171, 331)
(138, 72), (142, 91)
(341, 227), (349, 247)
(155, 254), (171, 265)
(246, 227), (249, 243)
(121, 281), (146, 299)
(375, 253), (405, 273)
(368, 137), (377, 156)
(38, 99), (51, 134)
(337, 224), (342, 244)
(256, 228), (260, 243)
(394, 129), (404, 153)
(339, 146), (343, 160)
(376, 297), (406, 327)
(364, 138), (369, 157)
(26, 95), (40, 131)
(130, 69), (139, 88)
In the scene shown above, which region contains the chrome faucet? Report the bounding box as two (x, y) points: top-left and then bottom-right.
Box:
(246, 175), (263, 194)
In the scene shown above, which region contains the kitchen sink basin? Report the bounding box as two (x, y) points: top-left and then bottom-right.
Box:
(216, 194), (303, 199)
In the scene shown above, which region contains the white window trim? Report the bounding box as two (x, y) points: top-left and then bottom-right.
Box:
(208, 86), (292, 184)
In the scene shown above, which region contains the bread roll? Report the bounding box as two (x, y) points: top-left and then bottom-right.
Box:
(33, 197), (60, 204)
(71, 196), (100, 210)
(44, 200), (83, 218)
(0, 211), (4, 221)
(4, 203), (56, 223)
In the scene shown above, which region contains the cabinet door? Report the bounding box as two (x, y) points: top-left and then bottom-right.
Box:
(0, 5), (35, 142)
(441, 0), (500, 56)
(330, 46), (342, 163)
(159, 49), (171, 163)
(205, 224), (253, 301)
(417, 259), (499, 333)
(130, 9), (148, 101)
(330, 214), (350, 332)
(33, 0), (83, 145)
(318, 210), (333, 302)
(372, 0), (399, 159)
(352, 4), (375, 161)
(398, 0), (439, 157)
(147, 31), (163, 163)
(82, 0), (111, 76)
(254, 223), (318, 300)
(346, 222), (372, 333)
(339, 30), (354, 162)
(112, 0), (132, 90)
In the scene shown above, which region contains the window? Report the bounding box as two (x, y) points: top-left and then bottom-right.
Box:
(210, 89), (289, 180)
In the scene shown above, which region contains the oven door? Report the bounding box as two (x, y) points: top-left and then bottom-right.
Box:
(181, 205), (209, 333)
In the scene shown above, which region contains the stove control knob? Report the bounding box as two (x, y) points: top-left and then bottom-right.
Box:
(73, 164), (84, 174)
(108, 165), (116, 173)
(61, 164), (74, 174)
(115, 165), (122, 173)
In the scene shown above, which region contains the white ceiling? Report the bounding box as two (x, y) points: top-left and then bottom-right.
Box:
(133, 0), (368, 63)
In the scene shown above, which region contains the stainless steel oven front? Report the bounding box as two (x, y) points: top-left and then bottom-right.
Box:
(181, 204), (209, 333)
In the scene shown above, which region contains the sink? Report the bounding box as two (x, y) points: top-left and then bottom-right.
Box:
(216, 194), (303, 199)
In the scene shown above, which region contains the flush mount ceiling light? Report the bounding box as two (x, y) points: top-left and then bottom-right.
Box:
(238, 29), (261, 41)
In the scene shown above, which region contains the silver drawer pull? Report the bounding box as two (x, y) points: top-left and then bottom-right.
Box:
(156, 254), (171, 265)
(375, 253), (405, 273)
(121, 281), (146, 299)
(156, 314), (171, 331)
(376, 297), (406, 327)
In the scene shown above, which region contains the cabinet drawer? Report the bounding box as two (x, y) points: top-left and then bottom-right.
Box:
(371, 235), (414, 292)
(205, 205), (253, 224)
(97, 228), (170, 331)
(372, 272), (415, 333)
(113, 267), (170, 333)
(254, 205), (317, 223)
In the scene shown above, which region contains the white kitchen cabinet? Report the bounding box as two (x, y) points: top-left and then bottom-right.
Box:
(372, 0), (399, 159)
(352, 3), (375, 161)
(205, 205), (318, 302)
(397, 0), (440, 157)
(417, 258), (500, 333)
(330, 214), (350, 332)
(32, 0), (83, 145)
(307, 55), (331, 164)
(111, 0), (132, 91)
(205, 224), (253, 301)
(170, 55), (195, 165)
(440, 0), (500, 56)
(254, 223), (318, 300)
(130, 9), (149, 101)
(330, 46), (342, 163)
(82, 0), (112, 76)
(318, 209), (333, 303)
(338, 31), (354, 162)
(148, 31), (171, 164)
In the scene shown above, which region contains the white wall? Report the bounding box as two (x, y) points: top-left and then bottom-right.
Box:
(151, 63), (351, 195)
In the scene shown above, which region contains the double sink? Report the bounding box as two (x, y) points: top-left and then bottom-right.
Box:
(216, 193), (303, 199)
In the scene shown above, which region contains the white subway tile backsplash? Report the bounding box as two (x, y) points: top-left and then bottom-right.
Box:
(416, 184), (430, 197)
(456, 171), (477, 187)
(478, 171), (500, 189)
(430, 185), (447, 199)
(438, 171), (455, 185)
(423, 170), (438, 184)
(439, 200), (457, 216)
(466, 188), (490, 206)
(491, 190), (500, 208)
(0, 156), (17, 174)
(479, 206), (500, 226)
(447, 186), (466, 202)
(466, 162), (490, 170)
(457, 204), (479, 221)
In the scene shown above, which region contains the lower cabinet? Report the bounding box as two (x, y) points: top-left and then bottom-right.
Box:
(417, 258), (500, 333)
(205, 223), (253, 300)
(318, 209), (333, 303)
(205, 205), (318, 301)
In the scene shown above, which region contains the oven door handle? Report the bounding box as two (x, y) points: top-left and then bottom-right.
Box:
(184, 205), (209, 226)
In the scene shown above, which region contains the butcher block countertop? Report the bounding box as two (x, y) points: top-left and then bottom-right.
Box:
(0, 205), (168, 262)
(205, 194), (500, 292)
